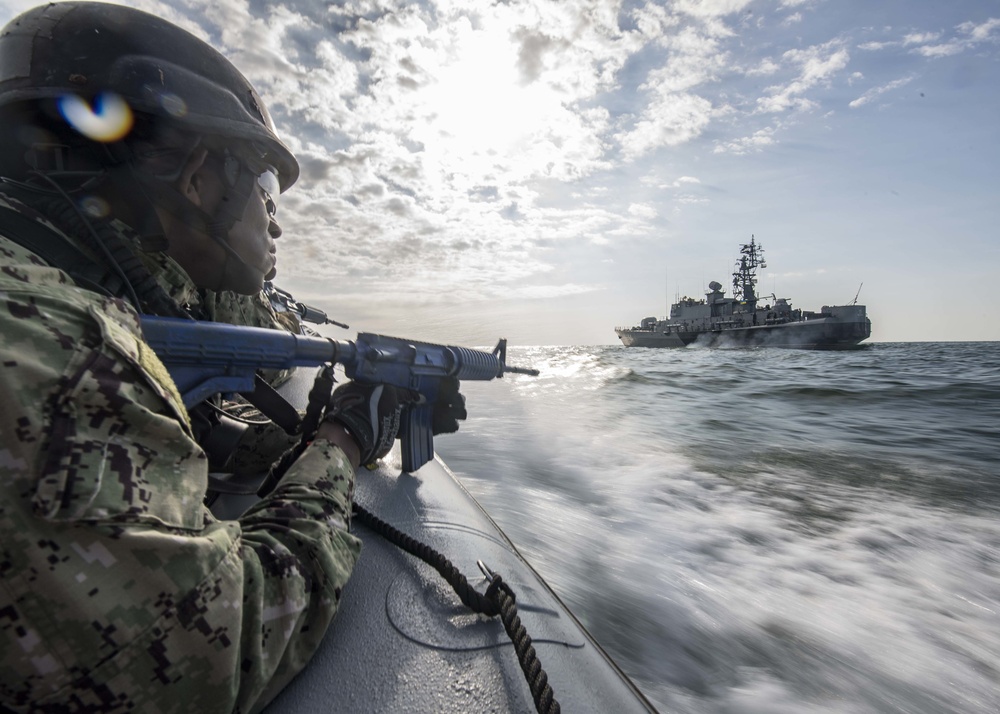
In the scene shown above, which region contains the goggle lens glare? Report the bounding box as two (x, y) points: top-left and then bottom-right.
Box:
(256, 167), (279, 218)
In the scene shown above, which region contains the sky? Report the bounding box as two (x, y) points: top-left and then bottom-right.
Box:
(1, 0), (997, 345)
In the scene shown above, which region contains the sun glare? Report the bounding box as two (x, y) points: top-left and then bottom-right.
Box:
(417, 23), (553, 174)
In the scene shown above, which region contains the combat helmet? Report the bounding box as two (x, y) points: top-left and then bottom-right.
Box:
(0, 1), (299, 190)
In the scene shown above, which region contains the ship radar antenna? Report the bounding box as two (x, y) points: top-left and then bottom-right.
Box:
(732, 235), (766, 306)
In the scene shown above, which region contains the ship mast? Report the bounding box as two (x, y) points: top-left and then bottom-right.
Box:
(732, 235), (766, 306)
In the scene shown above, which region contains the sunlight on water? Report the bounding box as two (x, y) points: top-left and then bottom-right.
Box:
(437, 342), (1000, 713)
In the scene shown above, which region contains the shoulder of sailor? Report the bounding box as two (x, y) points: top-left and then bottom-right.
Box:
(137, 237), (202, 310)
(0, 193), (85, 290)
(0, 190), (202, 312)
(0, 197), (191, 428)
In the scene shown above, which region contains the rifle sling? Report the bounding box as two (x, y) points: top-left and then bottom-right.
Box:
(240, 375), (303, 436)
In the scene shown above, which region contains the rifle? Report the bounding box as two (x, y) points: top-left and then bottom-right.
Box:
(140, 316), (538, 472)
(264, 281), (350, 329)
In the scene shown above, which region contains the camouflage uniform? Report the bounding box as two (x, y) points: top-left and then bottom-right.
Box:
(202, 289), (302, 387)
(204, 289), (302, 337)
(199, 289), (304, 478)
(0, 194), (362, 713)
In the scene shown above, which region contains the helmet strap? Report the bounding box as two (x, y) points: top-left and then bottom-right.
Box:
(201, 150), (259, 290)
(105, 164), (171, 245)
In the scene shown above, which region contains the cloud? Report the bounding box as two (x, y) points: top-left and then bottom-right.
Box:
(713, 127), (776, 154)
(902, 32), (942, 46)
(908, 15), (1000, 57)
(849, 75), (914, 108)
(136, 0), (861, 300)
(756, 42), (851, 113)
(960, 17), (1000, 42)
(214, 0), (651, 301)
(616, 22), (733, 158)
(675, 194), (709, 205)
(509, 283), (601, 299)
(746, 58), (782, 76)
(331, 2), (629, 188)
(859, 17), (1000, 59)
(914, 42), (966, 58)
(628, 203), (658, 219)
(658, 175), (702, 189)
(618, 92), (715, 159)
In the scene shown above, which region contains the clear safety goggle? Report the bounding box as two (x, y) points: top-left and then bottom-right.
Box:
(222, 148), (280, 218)
(255, 164), (280, 219)
(239, 152), (280, 218)
(137, 140), (281, 219)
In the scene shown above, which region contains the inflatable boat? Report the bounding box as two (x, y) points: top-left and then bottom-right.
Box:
(211, 372), (657, 713)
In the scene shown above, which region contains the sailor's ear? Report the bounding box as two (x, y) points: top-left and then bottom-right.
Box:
(176, 147), (211, 208)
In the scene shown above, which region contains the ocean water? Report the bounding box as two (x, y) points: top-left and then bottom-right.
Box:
(434, 341), (1000, 714)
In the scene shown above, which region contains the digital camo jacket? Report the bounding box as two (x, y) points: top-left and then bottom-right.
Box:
(200, 289), (302, 477)
(202, 289), (302, 389)
(0, 197), (362, 713)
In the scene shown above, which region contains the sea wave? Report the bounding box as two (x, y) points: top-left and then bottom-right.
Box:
(439, 341), (1000, 713)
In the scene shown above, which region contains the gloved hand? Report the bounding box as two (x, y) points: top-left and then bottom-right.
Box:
(431, 377), (467, 435)
(325, 382), (406, 466)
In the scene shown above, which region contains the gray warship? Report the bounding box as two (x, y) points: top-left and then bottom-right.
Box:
(615, 238), (871, 349)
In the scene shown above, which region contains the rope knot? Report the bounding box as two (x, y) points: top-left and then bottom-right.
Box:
(485, 571), (516, 605)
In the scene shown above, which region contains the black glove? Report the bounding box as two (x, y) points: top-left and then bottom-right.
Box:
(431, 377), (467, 435)
(326, 382), (405, 466)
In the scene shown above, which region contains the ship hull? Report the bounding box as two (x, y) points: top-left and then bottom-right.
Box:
(616, 317), (871, 350)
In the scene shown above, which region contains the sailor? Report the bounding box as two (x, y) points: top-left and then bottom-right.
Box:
(0, 3), (447, 710)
